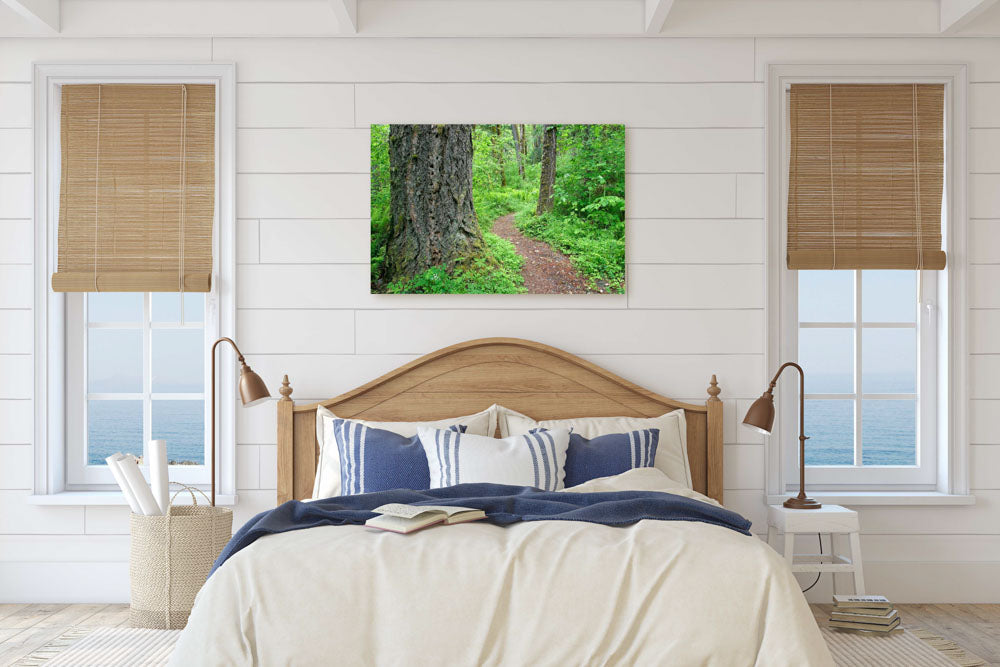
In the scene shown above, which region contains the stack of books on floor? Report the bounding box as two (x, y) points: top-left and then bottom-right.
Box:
(829, 595), (901, 634)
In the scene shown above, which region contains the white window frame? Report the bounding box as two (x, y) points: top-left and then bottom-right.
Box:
(788, 269), (936, 487)
(65, 292), (211, 487)
(764, 63), (970, 502)
(31, 63), (237, 503)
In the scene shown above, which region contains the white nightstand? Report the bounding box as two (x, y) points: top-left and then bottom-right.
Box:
(766, 504), (865, 595)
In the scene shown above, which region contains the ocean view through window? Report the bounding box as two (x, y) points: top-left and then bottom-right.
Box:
(86, 292), (207, 466)
(798, 270), (920, 467)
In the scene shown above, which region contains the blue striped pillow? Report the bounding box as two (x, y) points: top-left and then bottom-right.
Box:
(418, 427), (571, 491)
(332, 419), (465, 496)
(561, 428), (660, 487)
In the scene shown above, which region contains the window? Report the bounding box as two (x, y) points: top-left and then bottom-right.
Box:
(65, 292), (211, 487)
(791, 269), (937, 486)
(32, 64), (236, 500)
(765, 64), (969, 499)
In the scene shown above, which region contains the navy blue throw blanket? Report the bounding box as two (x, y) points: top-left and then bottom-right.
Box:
(211, 483), (751, 576)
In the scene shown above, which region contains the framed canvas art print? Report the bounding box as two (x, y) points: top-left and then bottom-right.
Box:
(370, 124), (625, 294)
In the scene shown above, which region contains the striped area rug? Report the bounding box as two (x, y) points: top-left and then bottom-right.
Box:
(12, 627), (181, 667)
(12, 624), (987, 666)
(822, 626), (986, 667)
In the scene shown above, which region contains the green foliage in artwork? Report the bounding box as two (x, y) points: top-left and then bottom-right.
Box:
(516, 210), (625, 291)
(471, 125), (508, 192)
(384, 233), (525, 294)
(512, 124), (627, 292)
(473, 167), (539, 228)
(552, 125), (626, 229)
(370, 124), (391, 282)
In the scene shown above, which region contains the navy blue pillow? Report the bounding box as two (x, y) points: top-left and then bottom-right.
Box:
(561, 428), (660, 487)
(333, 419), (465, 495)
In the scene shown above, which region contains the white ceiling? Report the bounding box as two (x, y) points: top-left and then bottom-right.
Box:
(2, 0), (1000, 37)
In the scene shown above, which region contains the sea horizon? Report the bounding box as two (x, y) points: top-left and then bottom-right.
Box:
(88, 400), (205, 465)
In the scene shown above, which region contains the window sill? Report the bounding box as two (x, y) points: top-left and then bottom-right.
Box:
(766, 492), (975, 506)
(26, 492), (239, 507)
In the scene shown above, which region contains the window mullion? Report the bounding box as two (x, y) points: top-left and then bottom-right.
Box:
(854, 270), (863, 467)
(82, 294), (90, 468)
(142, 292), (152, 464)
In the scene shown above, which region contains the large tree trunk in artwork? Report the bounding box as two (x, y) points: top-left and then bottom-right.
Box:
(536, 125), (557, 215)
(382, 124), (483, 285)
(510, 124), (525, 180)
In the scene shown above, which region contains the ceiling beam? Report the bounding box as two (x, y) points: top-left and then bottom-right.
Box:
(330, 0), (358, 33)
(1, 0), (59, 32)
(644, 0), (676, 34)
(940, 0), (999, 32)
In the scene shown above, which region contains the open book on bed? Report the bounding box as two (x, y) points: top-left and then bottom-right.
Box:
(365, 503), (486, 534)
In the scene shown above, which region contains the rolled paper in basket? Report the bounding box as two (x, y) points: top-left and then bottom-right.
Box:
(106, 454), (142, 514)
(149, 440), (170, 516)
(117, 454), (162, 516)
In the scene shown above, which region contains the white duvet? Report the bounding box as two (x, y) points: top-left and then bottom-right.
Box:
(172, 469), (833, 666)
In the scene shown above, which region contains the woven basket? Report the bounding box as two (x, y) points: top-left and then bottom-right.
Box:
(129, 486), (232, 629)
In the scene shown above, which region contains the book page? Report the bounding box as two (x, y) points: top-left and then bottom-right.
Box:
(365, 514), (446, 534)
(833, 595), (890, 604)
(414, 505), (480, 516)
(372, 503), (442, 519)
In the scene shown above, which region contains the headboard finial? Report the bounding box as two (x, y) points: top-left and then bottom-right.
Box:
(279, 374), (293, 402)
(707, 374), (721, 402)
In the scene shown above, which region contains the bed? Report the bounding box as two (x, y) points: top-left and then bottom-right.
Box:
(172, 338), (833, 666)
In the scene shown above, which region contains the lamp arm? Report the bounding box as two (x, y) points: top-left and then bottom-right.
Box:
(209, 336), (244, 508)
(767, 361), (803, 390)
(211, 336), (245, 364)
(767, 360), (807, 442)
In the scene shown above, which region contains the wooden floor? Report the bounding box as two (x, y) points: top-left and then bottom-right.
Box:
(0, 603), (996, 665)
(812, 603), (1000, 666)
(0, 603), (129, 666)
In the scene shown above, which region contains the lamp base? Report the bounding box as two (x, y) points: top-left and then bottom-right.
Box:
(783, 496), (822, 510)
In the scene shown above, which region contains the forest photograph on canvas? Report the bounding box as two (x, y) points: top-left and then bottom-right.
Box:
(370, 124), (625, 294)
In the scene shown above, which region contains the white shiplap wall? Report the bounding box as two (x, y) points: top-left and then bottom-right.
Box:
(0, 35), (998, 603)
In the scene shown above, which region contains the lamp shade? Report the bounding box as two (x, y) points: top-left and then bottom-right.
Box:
(742, 392), (775, 435)
(238, 364), (271, 407)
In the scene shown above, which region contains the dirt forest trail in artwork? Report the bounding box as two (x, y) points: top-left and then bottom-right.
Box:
(370, 124), (626, 294)
(491, 213), (596, 294)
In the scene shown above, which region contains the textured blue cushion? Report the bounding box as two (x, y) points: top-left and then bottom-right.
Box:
(562, 428), (660, 487)
(332, 419), (465, 496)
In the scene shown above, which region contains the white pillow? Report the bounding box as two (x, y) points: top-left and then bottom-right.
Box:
(563, 467), (682, 493)
(564, 468), (721, 508)
(498, 406), (692, 489)
(313, 405), (498, 499)
(418, 427), (571, 491)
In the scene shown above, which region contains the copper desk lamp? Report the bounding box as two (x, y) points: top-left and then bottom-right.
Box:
(743, 362), (821, 510)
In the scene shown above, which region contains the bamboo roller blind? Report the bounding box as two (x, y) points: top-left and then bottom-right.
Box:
(52, 84), (216, 292)
(787, 83), (946, 270)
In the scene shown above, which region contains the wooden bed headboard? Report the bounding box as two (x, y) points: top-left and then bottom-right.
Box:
(276, 338), (723, 504)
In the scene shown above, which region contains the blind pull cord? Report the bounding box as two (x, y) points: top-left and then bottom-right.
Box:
(93, 84), (102, 292)
(828, 84), (837, 270)
(912, 84), (924, 272)
(178, 85), (188, 296)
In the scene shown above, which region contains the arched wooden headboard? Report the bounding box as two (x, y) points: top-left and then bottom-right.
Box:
(276, 338), (723, 504)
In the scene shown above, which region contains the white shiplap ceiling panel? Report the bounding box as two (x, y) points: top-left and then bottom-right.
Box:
(1, 0), (1000, 37)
